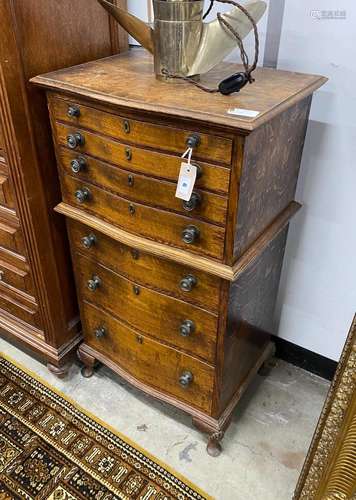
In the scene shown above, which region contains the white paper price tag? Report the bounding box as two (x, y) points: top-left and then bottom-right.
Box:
(175, 162), (197, 201)
(227, 108), (260, 118)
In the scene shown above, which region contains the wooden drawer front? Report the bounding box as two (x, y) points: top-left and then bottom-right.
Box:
(82, 301), (214, 413)
(59, 149), (228, 226)
(0, 168), (15, 211)
(0, 258), (33, 293)
(76, 254), (218, 364)
(55, 123), (231, 195)
(62, 175), (225, 260)
(51, 97), (233, 165)
(0, 282), (40, 328)
(68, 219), (221, 312)
(0, 218), (25, 256)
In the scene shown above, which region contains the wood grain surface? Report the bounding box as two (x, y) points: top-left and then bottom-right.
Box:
(0, 0), (127, 371)
(54, 120), (231, 192)
(32, 49), (327, 132)
(67, 218), (222, 312)
(75, 253), (219, 364)
(50, 96), (233, 164)
(38, 47), (326, 453)
(61, 174), (226, 260)
(234, 96), (312, 257)
(81, 301), (215, 413)
(56, 201), (300, 281)
(58, 148), (228, 225)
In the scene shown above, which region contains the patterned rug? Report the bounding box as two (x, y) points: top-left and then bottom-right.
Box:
(0, 355), (212, 500)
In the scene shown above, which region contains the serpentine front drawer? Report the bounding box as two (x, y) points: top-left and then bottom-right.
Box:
(61, 174), (226, 261)
(75, 252), (219, 364)
(82, 301), (215, 413)
(50, 95), (233, 165)
(58, 147), (228, 225)
(67, 218), (222, 312)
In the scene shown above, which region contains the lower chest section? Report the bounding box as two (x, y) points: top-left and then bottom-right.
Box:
(68, 219), (221, 414)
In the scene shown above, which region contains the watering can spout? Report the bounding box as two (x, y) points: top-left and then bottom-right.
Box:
(97, 0), (267, 79)
(97, 0), (154, 53)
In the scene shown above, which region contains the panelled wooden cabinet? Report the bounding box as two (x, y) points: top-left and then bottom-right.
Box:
(0, 0), (127, 376)
(33, 50), (326, 454)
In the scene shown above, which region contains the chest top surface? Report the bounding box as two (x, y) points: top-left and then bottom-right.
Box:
(32, 49), (326, 132)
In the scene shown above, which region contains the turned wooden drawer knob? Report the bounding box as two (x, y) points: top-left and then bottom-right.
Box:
(179, 371), (194, 388)
(67, 105), (80, 118)
(182, 192), (201, 212)
(81, 233), (96, 249)
(71, 156), (86, 174)
(75, 187), (90, 203)
(67, 132), (85, 149)
(186, 133), (201, 149)
(180, 275), (197, 292)
(95, 326), (106, 339)
(180, 319), (195, 337)
(182, 225), (200, 244)
(87, 275), (101, 291)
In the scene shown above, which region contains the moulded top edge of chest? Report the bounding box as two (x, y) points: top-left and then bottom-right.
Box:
(46, 90), (246, 142)
(30, 50), (327, 134)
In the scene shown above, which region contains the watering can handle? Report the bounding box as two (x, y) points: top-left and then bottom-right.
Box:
(164, 0), (260, 95)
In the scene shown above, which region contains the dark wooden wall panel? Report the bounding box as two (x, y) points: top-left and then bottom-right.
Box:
(0, 0), (128, 375)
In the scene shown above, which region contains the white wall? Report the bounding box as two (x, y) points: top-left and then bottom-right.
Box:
(127, 1), (355, 361)
(275, 0), (356, 361)
(127, 0), (149, 44)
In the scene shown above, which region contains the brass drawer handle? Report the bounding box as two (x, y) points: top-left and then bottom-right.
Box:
(182, 225), (200, 244)
(67, 132), (85, 149)
(131, 249), (139, 260)
(71, 156), (86, 174)
(87, 275), (101, 291)
(133, 285), (140, 295)
(75, 187), (91, 204)
(81, 233), (96, 249)
(186, 133), (201, 149)
(129, 204), (136, 215)
(180, 275), (197, 292)
(0, 270), (4, 282)
(182, 192), (201, 212)
(67, 105), (80, 118)
(123, 120), (130, 134)
(95, 326), (106, 339)
(179, 371), (194, 388)
(180, 319), (195, 337)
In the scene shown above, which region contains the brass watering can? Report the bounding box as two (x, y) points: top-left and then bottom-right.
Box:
(98, 0), (267, 81)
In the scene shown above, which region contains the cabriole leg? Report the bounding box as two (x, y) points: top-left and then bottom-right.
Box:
(78, 346), (97, 378)
(192, 417), (226, 457)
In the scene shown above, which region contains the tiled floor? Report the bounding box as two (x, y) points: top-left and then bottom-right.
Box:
(0, 338), (329, 500)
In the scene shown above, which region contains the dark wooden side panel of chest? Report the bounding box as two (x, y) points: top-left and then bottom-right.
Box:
(232, 96), (312, 260)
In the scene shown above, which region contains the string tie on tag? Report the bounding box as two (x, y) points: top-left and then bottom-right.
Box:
(181, 147), (193, 165)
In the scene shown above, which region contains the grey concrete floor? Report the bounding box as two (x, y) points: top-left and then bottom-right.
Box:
(0, 337), (329, 500)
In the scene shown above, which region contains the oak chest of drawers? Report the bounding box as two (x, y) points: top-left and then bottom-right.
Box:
(33, 49), (326, 455)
